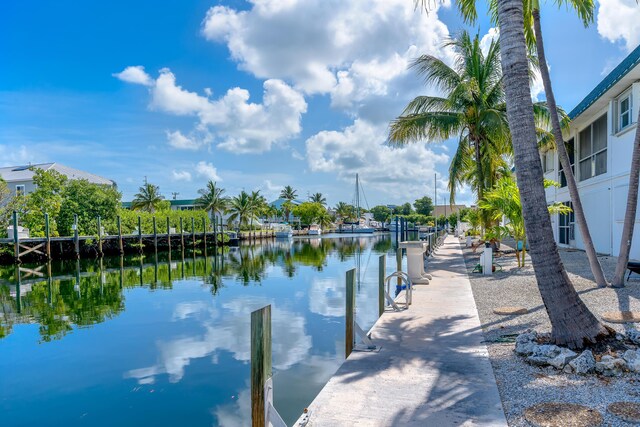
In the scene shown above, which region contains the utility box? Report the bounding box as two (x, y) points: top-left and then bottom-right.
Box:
(479, 245), (493, 275)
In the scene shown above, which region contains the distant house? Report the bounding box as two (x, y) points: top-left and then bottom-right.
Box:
(542, 43), (640, 257)
(432, 204), (468, 217)
(0, 163), (115, 196)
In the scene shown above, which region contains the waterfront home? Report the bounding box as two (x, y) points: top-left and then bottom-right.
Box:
(433, 204), (468, 217)
(542, 43), (640, 258)
(0, 162), (115, 196)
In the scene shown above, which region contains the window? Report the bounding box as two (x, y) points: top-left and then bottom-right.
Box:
(558, 201), (574, 245)
(578, 114), (607, 181)
(617, 90), (633, 133)
(558, 139), (575, 188)
(541, 151), (554, 173)
(15, 185), (25, 196)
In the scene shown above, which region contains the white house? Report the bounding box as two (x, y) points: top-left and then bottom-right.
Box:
(542, 43), (640, 258)
(0, 162), (115, 196)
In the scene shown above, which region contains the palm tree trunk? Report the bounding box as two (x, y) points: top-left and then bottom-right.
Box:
(612, 108), (640, 286)
(497, 0), (608, 348)
(473, 137), (488, 228)
(532, 9), (608, 287)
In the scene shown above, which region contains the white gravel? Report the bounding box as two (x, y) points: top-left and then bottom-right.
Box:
(462, 237), (640, 427)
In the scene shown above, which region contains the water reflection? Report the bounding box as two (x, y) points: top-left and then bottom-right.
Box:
(0, 234), (396, 426)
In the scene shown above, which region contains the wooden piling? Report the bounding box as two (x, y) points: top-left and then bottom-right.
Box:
(15, 265), (21, 313)
(345, 268), (356, 358)
(396, 247), (402, 286)
(13, 211), (19, 263)
(180, 217), (184, 250)
(73, 214), (80, 259)
(153, 216), (158, 252)
(202, 217), (207, 248)
(379, 255), (385, 317)
(117, 215), (124, 255)
(166, 217), (171, 250)
(213, 216), (218, 248)
(251, 305), (272, 427)
(45, 213), (51, 260)
(191, 217), (196, 248)
(97, 215), (103, 257)
(137, 216), (143, 253)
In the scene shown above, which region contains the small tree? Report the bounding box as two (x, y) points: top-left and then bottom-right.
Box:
(413, 196), (434, 216)
(370, 205), (392, 223)
(131, 183), (164, 213)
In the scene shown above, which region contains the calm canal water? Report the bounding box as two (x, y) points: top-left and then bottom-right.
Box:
(0, 233), (405, 426)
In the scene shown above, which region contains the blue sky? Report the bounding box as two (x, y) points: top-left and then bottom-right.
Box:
(1, 0), (638, 207)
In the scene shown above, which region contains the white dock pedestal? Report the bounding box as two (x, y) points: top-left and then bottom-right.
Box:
(466, 236), (472, 247)
(480, 245), (493, 275)
(399, 241), (431, 284)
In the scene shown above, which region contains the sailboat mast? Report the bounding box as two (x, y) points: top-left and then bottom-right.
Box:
(355, 173), (360, 221)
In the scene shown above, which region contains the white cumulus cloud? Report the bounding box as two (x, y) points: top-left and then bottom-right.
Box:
(305, 119), (450, 203)
(597, 0), (640, 51)
(171, 170), (192, 182)
(112, 66), (153, 86)
(114, 67), (307, 154)
(195, 161), (221, 181)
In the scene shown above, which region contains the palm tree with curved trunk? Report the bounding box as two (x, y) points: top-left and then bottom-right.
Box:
(247, 190), (266, 234)
(334, 202), (355, 224)
(494, 0), (607, 347)
(196, 181), (228, 225)
(279, 185), (297, 201)
(131, 183), (164, 213)
(309, 192), (327, 205)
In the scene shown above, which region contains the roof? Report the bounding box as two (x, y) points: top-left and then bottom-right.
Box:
(569, 43), (640, 120)
(270, 198), (303, 209)
(0, 163), (114, 186)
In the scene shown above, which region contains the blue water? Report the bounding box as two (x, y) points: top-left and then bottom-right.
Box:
(0, 234), (404, 426)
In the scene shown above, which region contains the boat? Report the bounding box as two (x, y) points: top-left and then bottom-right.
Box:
(308, 224), (322, 235)
(350, 174), (375, 233)
(274, 224), (293, 238)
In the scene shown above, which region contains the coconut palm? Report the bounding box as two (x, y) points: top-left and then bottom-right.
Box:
(196, 181), (228, 224)
(131, 183), (164, 213)
(227, 191), (255, 229)
(247, 190), (266, 232)
(279, 185), (297, 201)
(493, 0), (607, 347)
(316, 211), (333, 230)
(334, 202), (355, 223)
(309, 192), (327, 205)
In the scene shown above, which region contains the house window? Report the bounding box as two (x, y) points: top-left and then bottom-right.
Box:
(541, 151), (554, 173)
(558, 201), (574, 245)
(578, 114), (607, 181)
(15, 185), (25, 196)
(617, 90), (633, 133)
(558, 139), (575, 188)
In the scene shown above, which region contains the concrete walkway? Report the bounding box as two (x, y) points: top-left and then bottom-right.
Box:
(302, 235), (507, 427)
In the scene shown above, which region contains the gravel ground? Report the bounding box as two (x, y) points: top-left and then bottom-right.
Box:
(462, 237), (640, 427)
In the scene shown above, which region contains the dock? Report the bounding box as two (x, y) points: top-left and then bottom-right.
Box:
(300, 235), (507, 426)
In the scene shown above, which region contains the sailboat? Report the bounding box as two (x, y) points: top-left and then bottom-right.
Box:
(346, 174), (375, 234)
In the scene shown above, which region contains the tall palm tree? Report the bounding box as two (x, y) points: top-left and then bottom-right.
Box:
(309, 192), (327, 205)
(389, 31), (554, 228)
(493, 0), (607, 347)
(248, 190), (265, 232)
(131, 183), (164, 213)
(279, 185), (297, 201)
(334, 202), (355, 223)
(196, 181), (228, 225)
(227, 191), (254, 230)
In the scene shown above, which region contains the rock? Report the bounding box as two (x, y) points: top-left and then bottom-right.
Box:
(493, 306), (528, 315)
(627, 329), (640, 345)
(595, 355), (627, 376)
(563, 364), (574, 374)
(527, 355), (551, 366)
(608, 402), (640, 424)
(532, 344), (561, 359)
(622, 349), (640, 372)
(515, 331), (538, 355)
(569, 350), (596, 374)
(548, 348), (578, 369)
(524, 402), (603, 427)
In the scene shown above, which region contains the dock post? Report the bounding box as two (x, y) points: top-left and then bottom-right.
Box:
(180, 217), (184, 250)
(15, 265), (22, 313)
(213, 216), (218, 248)
(251, 305), (271, 427)
(97, 215), (103, 257)
(13, 211), (19, 263)
(137, 216), (143, 253)
(153, 216), (158, 252)
(202, 217), (207, 248)
(379, 255), (385, 317)
(345, 268), (356, 358)
(191, 217), (196, 248)
(73, 214), (80, 259)
(45, 213), (51, 260)
(396, 247), (402, 286)
(117, 215), (123, 255)
(166, 217), (171, 251)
